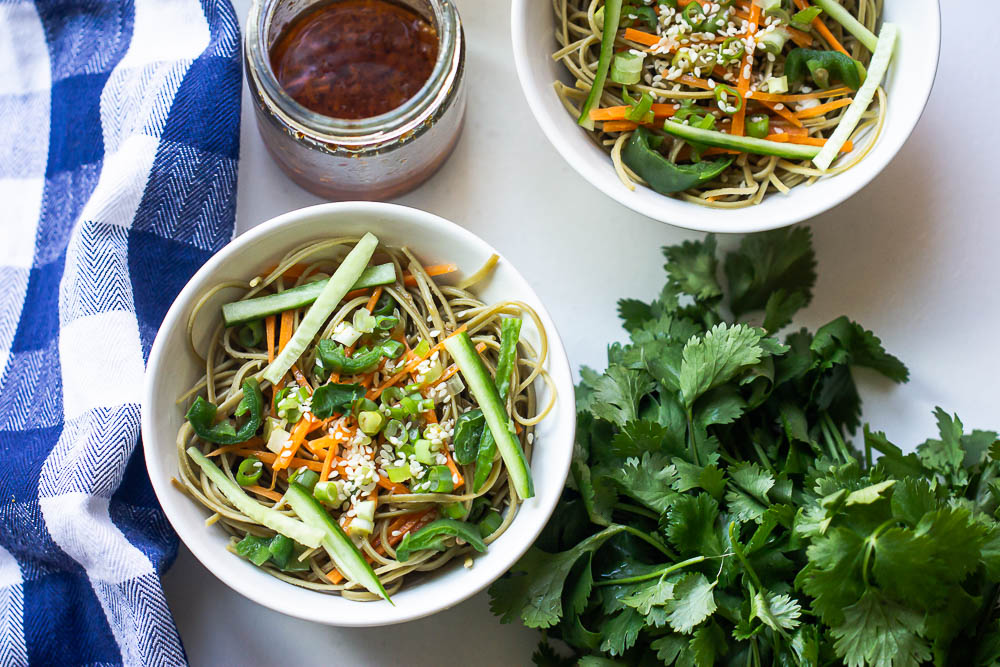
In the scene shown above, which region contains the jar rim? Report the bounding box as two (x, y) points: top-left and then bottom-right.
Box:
(246, 0), (461, 142)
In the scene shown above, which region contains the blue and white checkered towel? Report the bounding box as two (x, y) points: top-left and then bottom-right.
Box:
(0, 0), (241, 663)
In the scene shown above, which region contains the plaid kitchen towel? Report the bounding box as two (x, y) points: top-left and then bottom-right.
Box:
(0, 0), (241, 664)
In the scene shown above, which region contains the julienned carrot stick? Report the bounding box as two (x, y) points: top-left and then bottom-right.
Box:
(265, 315), (276, 363)
(623, 28), (660, 47)
(591, 103), (681, 122)
(759, 100), (804, 129)
(272, 309), (294, 410)
(273, 417), (313, 471)
(794, 97), (853, 119)
(365, 287), (382, 313)
(793, 0), (849, 56)
(327, 509), (435, 584)
(402, 264), (457, 287)
(732, 1), (761, 137)
(377, 475), (410, 494)
(367, 325), (469, 399)
(244, 485), (283, 502)
(749, 87), (851, 103)
(233, 449), (334, 473)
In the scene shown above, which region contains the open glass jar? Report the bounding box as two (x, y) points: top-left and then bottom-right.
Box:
(245, 0), (466, 200)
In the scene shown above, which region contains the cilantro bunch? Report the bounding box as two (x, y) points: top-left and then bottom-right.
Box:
(489, 230), (1000, 667)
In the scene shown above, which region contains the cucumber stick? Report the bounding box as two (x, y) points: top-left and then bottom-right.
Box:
(284, 483), (391, 602)
(813, 23), (897, 171)
(222, 263), (396, 327)
(186, 447), (323, 548)
(812, 0), (878, 51)
(263, 233), (379, 385)
(444, 332), (534, 499)
(661, 120), (822, 160)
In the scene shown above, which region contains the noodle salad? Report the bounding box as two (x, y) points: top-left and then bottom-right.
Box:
(552, 0), (899, 207)
(174, 233), (554, 601)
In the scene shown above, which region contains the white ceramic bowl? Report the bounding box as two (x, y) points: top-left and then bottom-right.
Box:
(141, 202), (575, 626)
(511, 0), (940, 233)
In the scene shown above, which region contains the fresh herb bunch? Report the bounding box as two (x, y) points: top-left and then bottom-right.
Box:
(489, 230), (1000, 667)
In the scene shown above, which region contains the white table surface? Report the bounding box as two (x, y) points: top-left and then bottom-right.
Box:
(163, 1), (998, 664)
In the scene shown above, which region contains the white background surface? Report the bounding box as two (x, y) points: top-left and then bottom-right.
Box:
(163, 1), (997, 664)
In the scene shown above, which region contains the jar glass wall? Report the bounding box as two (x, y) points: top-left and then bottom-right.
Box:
(245, 0), (466, 200)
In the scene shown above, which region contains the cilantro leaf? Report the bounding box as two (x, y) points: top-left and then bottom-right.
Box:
(489, 526), (625, 628)
(831, 590), (931, 667)
(599, 451), (678, 514)
(725, 226), (817, 323)
(752, 590), (803, 633)
(663, 236), (722, 303)
(688, 622), (727, 666)
(665, 573), (717, 634)
(679, 323), (768, 407)
(590, 365), (656, 427)
(618, 298), (653, 332)
(599, 608), (645, 656)
(663, 493), (724, 557)
(725, 462), (775, 523)
(810, 316), (909, 383)
(623, 576), (675, 615)
(532, 643), (575, 667)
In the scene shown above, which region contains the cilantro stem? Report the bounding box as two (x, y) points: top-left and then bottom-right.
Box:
(686, 407), (701, 466)
(614, 502), (659, 521)
(861, 518), (895, 587)
(728, 521), (763, 590)
(593, 555), (707, 587)
(621, 525), (679, 560)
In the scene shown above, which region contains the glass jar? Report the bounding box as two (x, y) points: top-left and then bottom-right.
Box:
(245, 0), (466, 200)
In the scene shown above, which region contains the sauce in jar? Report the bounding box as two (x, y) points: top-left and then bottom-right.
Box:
(270, 0), (439, 119)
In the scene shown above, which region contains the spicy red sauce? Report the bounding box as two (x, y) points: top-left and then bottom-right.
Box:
(269, 0), (438, 120)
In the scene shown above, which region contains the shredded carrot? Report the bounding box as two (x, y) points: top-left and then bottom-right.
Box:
(731, 1), (761, 137)
(244, 485), (283, 502)
(677, 75), (714, 91)
(792, 0), (849, 56)
(233, 449), (334, 473)
(623, 28), (661, 47)
(750, 87), (851, 103)
(591, 103), (681, 123)
(794, 97), (853, 119)
(320, 442), (338, 482)
(327, 510), (435, 584)
(273, 417), (313, 471)
(402, 264), (457, 287)
(759, 100), (804, 129)
(272, 309), (295, 410)
(365, 287), (383, 313)
(765, 134), (855, 152)
(291, 365), (311, 392)
(265, 315), (276, 363)
(367, 325), (469, 399)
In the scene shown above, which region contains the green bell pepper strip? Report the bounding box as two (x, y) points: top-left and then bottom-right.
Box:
(478, 510), (503, 538)
(812, 0), (878, 52)
(624, 4), (656, 30)
(660, 120), (823, 160)
(316, 341), (382, 375)
(472, 317), (523, 493)
(713, 83), (743, 115)
(790, 6), (822, 31)
(236, 456), (263, 486)
(785, 48), (866, 91)
(624, 90), (655, 123)
(578, 0), (623, 130)
(453, 409), (486, 465)
(186, 379), (263, 445)
(413, 465), (454, 494)
(371, 292), (396, 317)
(237, 320), (264, 348)
(394, 519), (487, 562)
(621, 127), (733, 195)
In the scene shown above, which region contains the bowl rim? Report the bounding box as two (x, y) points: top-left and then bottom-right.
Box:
(141, 201), (576, 626)
(509, 0), (942, 233)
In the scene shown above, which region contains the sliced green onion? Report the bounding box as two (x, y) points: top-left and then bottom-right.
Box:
(380, 386), (405, 407)
(713, 83), (743, 115)
(236, 456), (263, 486)
(610, 51), (644, 86)
(313, 480), (342, 504)
(374, 315), (398, 331)
(385, 419), (408, 445)
(718, 36), (745, 64)
(237, 320), (264, 348)
(290, 467), (319, 493)
(757, 27), (790, 55)
(400, 396), (420, 415)
(441, 502), (468, 520)
(790, 6), (822, 30)
(414, 466), (454, 494)
(417, 398), (435, 412)
(385, 466), (411, 484)
(353, 309), (376, 333)
(404, 382), (422, 393)
(765, 75), (788, 94)
(746, 114), (770, 139)
(682, 1), (706, 28)
(415, 439), (437, 465)
(412, 340), (431, 358)
(358, 410), (384, 435)
(624, 90), (654, 123)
